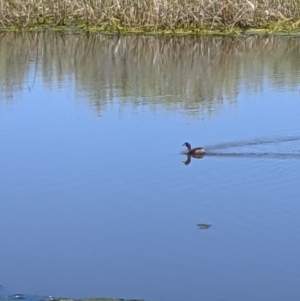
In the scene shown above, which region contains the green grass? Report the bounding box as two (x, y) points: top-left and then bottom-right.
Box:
(1, 0), (300, 34)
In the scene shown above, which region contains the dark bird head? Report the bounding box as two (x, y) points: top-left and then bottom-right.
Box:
(182, 142), (191, 150)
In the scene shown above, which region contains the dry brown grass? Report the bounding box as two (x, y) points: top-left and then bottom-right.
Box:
(0, 0), (300, 32)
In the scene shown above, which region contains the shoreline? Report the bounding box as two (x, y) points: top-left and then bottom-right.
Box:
(1, 0), (300, 36)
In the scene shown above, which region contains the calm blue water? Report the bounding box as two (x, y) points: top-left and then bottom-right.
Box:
(0, 34), (300, 301)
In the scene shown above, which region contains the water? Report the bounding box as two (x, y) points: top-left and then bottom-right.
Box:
(0, 33), (300, 301)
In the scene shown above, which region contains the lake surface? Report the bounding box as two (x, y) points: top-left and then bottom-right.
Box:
(0, 33), (300, 301)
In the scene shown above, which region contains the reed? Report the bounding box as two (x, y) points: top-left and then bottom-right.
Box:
(0, 0), (300, 33)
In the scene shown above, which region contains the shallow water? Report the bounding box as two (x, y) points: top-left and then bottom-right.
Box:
(0, 33), (300, 301)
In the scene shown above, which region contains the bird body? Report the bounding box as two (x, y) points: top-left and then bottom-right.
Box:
(182, 142), (205, 156)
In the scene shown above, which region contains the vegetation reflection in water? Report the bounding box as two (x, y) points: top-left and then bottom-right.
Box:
(1, 32), (300, 118)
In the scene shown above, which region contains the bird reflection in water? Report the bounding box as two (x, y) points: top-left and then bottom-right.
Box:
(183, 153), (205, 165)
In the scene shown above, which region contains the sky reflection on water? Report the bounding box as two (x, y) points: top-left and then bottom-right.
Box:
(0, 33), (300, 301)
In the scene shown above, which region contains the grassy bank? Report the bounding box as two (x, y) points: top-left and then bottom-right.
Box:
(1, 0), (300, 34)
